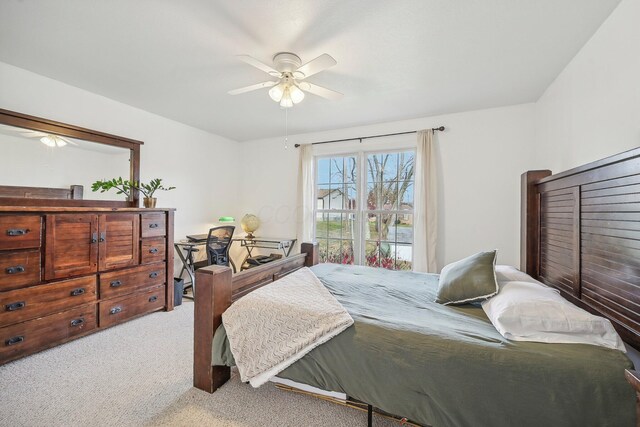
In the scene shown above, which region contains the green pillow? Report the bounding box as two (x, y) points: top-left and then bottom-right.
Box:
(436, 251), (498, 305)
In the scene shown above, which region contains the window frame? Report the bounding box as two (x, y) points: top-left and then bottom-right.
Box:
(313, 147), (416, 269)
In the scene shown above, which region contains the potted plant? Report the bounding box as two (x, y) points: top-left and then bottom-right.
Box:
(91, 178), (175, 208)
(91, 177), (134, 199)
(137, 178), (175, 208)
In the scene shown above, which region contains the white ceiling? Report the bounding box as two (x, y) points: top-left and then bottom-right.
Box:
(0, 0), (621, 141)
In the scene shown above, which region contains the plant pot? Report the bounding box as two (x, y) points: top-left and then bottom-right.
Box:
(143, 197), (157, 208)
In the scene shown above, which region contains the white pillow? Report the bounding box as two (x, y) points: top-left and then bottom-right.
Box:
(482, 280), (626, 352)
(494, 265), (543, 285)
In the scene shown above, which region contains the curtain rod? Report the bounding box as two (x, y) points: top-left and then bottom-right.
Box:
(293, 126), (444, 148)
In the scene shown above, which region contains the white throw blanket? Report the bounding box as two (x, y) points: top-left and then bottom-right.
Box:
(222, 267), (354, 387)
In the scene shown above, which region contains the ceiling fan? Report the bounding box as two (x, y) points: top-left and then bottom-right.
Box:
(21, 130), (78, 148)
(0, 124), (77, 148)
(228, 52), (343, 108)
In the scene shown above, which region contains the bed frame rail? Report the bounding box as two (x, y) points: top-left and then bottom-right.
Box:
(194, 242), (318, 392)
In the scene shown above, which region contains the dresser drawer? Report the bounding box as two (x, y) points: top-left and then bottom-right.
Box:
(0, 275), (97, 328)
(0, 250), (41, 291)
(0, 305), (97, 363)
(141, 213), (166, 238)
(141, 237), (166, 265)
(0, 215), (42, 251)
(99, 263), (165, 299)
(99, 286), (165, 328)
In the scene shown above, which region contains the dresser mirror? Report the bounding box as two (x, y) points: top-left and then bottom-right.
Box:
(0, 109), (142, 207)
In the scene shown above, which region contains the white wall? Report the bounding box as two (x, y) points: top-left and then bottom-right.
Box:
(0, 61), (242, 262)
(238, 103), (536, 270)
(535, 0), (640, 172)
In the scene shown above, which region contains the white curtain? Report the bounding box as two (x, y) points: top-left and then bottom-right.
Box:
(413, 129), (438, 273)
(296, 144), (314, 246)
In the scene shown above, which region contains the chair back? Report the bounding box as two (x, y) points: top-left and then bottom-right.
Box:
(206, 226), (235, 267)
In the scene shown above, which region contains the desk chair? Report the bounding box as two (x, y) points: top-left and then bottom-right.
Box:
(187, 226), (236, 296)
(205, 225), (235, 268)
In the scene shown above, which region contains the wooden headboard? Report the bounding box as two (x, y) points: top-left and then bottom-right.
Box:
(0, 184), (83, 200)
(522, 147), (640, 350)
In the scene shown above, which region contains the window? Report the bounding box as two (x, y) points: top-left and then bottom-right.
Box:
(314, 150), (415, 270)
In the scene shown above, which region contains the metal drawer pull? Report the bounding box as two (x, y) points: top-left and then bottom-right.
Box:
(149, 272), (159, 279)
(5, 336), (24, 346)
(149, 223), (159, 229)
(110, 280), (122, 288)
(99, 232), (106, 243)
(91, 232), (98, 244)
(70, 288), (85, 297)
(149, 248), (159, 254)
(70, 318), (84, 327)
(5, 301), (26, 311)
(149, 295), (158, 303)
(5, 265), (25, 274)
(109, 306), (122, 315)
(7, 228), (29, 236)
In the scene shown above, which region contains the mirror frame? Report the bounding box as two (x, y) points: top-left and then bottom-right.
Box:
(0, 108), (142, 207)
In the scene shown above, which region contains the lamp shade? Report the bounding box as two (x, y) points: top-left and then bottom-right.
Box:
(290, 85), (305, 104)
(269, 83), (285, 102)
(280, 87), (293, 108)
(41, 135), (67, 147)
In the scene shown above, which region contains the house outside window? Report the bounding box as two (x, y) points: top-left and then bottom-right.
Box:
(314, 150), (415, 270)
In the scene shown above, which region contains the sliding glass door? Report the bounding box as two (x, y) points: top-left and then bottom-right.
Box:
(314, 149), (415, 270)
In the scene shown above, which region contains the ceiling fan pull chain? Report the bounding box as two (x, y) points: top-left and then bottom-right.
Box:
(284, 108), (289, 150)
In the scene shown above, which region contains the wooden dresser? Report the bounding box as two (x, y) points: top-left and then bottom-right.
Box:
(0, 207), (175, 364)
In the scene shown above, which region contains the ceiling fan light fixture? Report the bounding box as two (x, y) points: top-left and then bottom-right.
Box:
(40, 135), (67, 147)
(290, 84), (305, 104)
(268, 83), (285, 102)
(279, 87), (293, 108)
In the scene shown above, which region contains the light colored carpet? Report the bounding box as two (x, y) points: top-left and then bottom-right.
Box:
(0, 302), (396, 427)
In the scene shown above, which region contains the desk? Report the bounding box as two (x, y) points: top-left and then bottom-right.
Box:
(233, 236), (297, 270)
(174, 238), (237, 298)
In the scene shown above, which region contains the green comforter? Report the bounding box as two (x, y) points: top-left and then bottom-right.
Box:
(212, 263), (636, 427)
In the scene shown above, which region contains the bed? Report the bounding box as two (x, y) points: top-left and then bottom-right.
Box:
(194, 147), (640, 426)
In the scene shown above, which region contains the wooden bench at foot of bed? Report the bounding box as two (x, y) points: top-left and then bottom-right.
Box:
(193, 242), (319, 393)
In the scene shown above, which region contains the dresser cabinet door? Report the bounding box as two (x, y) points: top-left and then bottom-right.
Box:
(98, 214), (140, 271)
(45, 214), (98, 280)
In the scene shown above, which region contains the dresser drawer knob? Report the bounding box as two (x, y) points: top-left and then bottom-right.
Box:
(149, 272), (159, 279)
(110, 280), (122, 288)
(70, 318), (85, 327)
(91, 232), (98, 244)
(149, 248), (159, 254)
(5, 301), (26, 311)
(6, 228), (29, 236)
(149, 295), (158, 303)
(149, 223), (159, 229)
(109, 306), (122, 315)
(70, 288), (86, 297)
(5, 265), (25, 275)
(5, 335), (24, 346)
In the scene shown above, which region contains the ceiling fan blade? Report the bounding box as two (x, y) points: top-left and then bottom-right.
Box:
(299, 82), (343, 100)
(237, 55), (281, 76)
(295, 54), (337, 79)
(20, 131), (48, 138)
(60, 136), (78, 146)
(228, 81), (278, 95)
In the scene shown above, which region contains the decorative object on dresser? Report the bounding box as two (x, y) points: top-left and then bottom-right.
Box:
(136, 178), (175, 208)
(0, 108), (142, 207)
(0, 109), (175, 365)
(91, 178), (176, 208)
